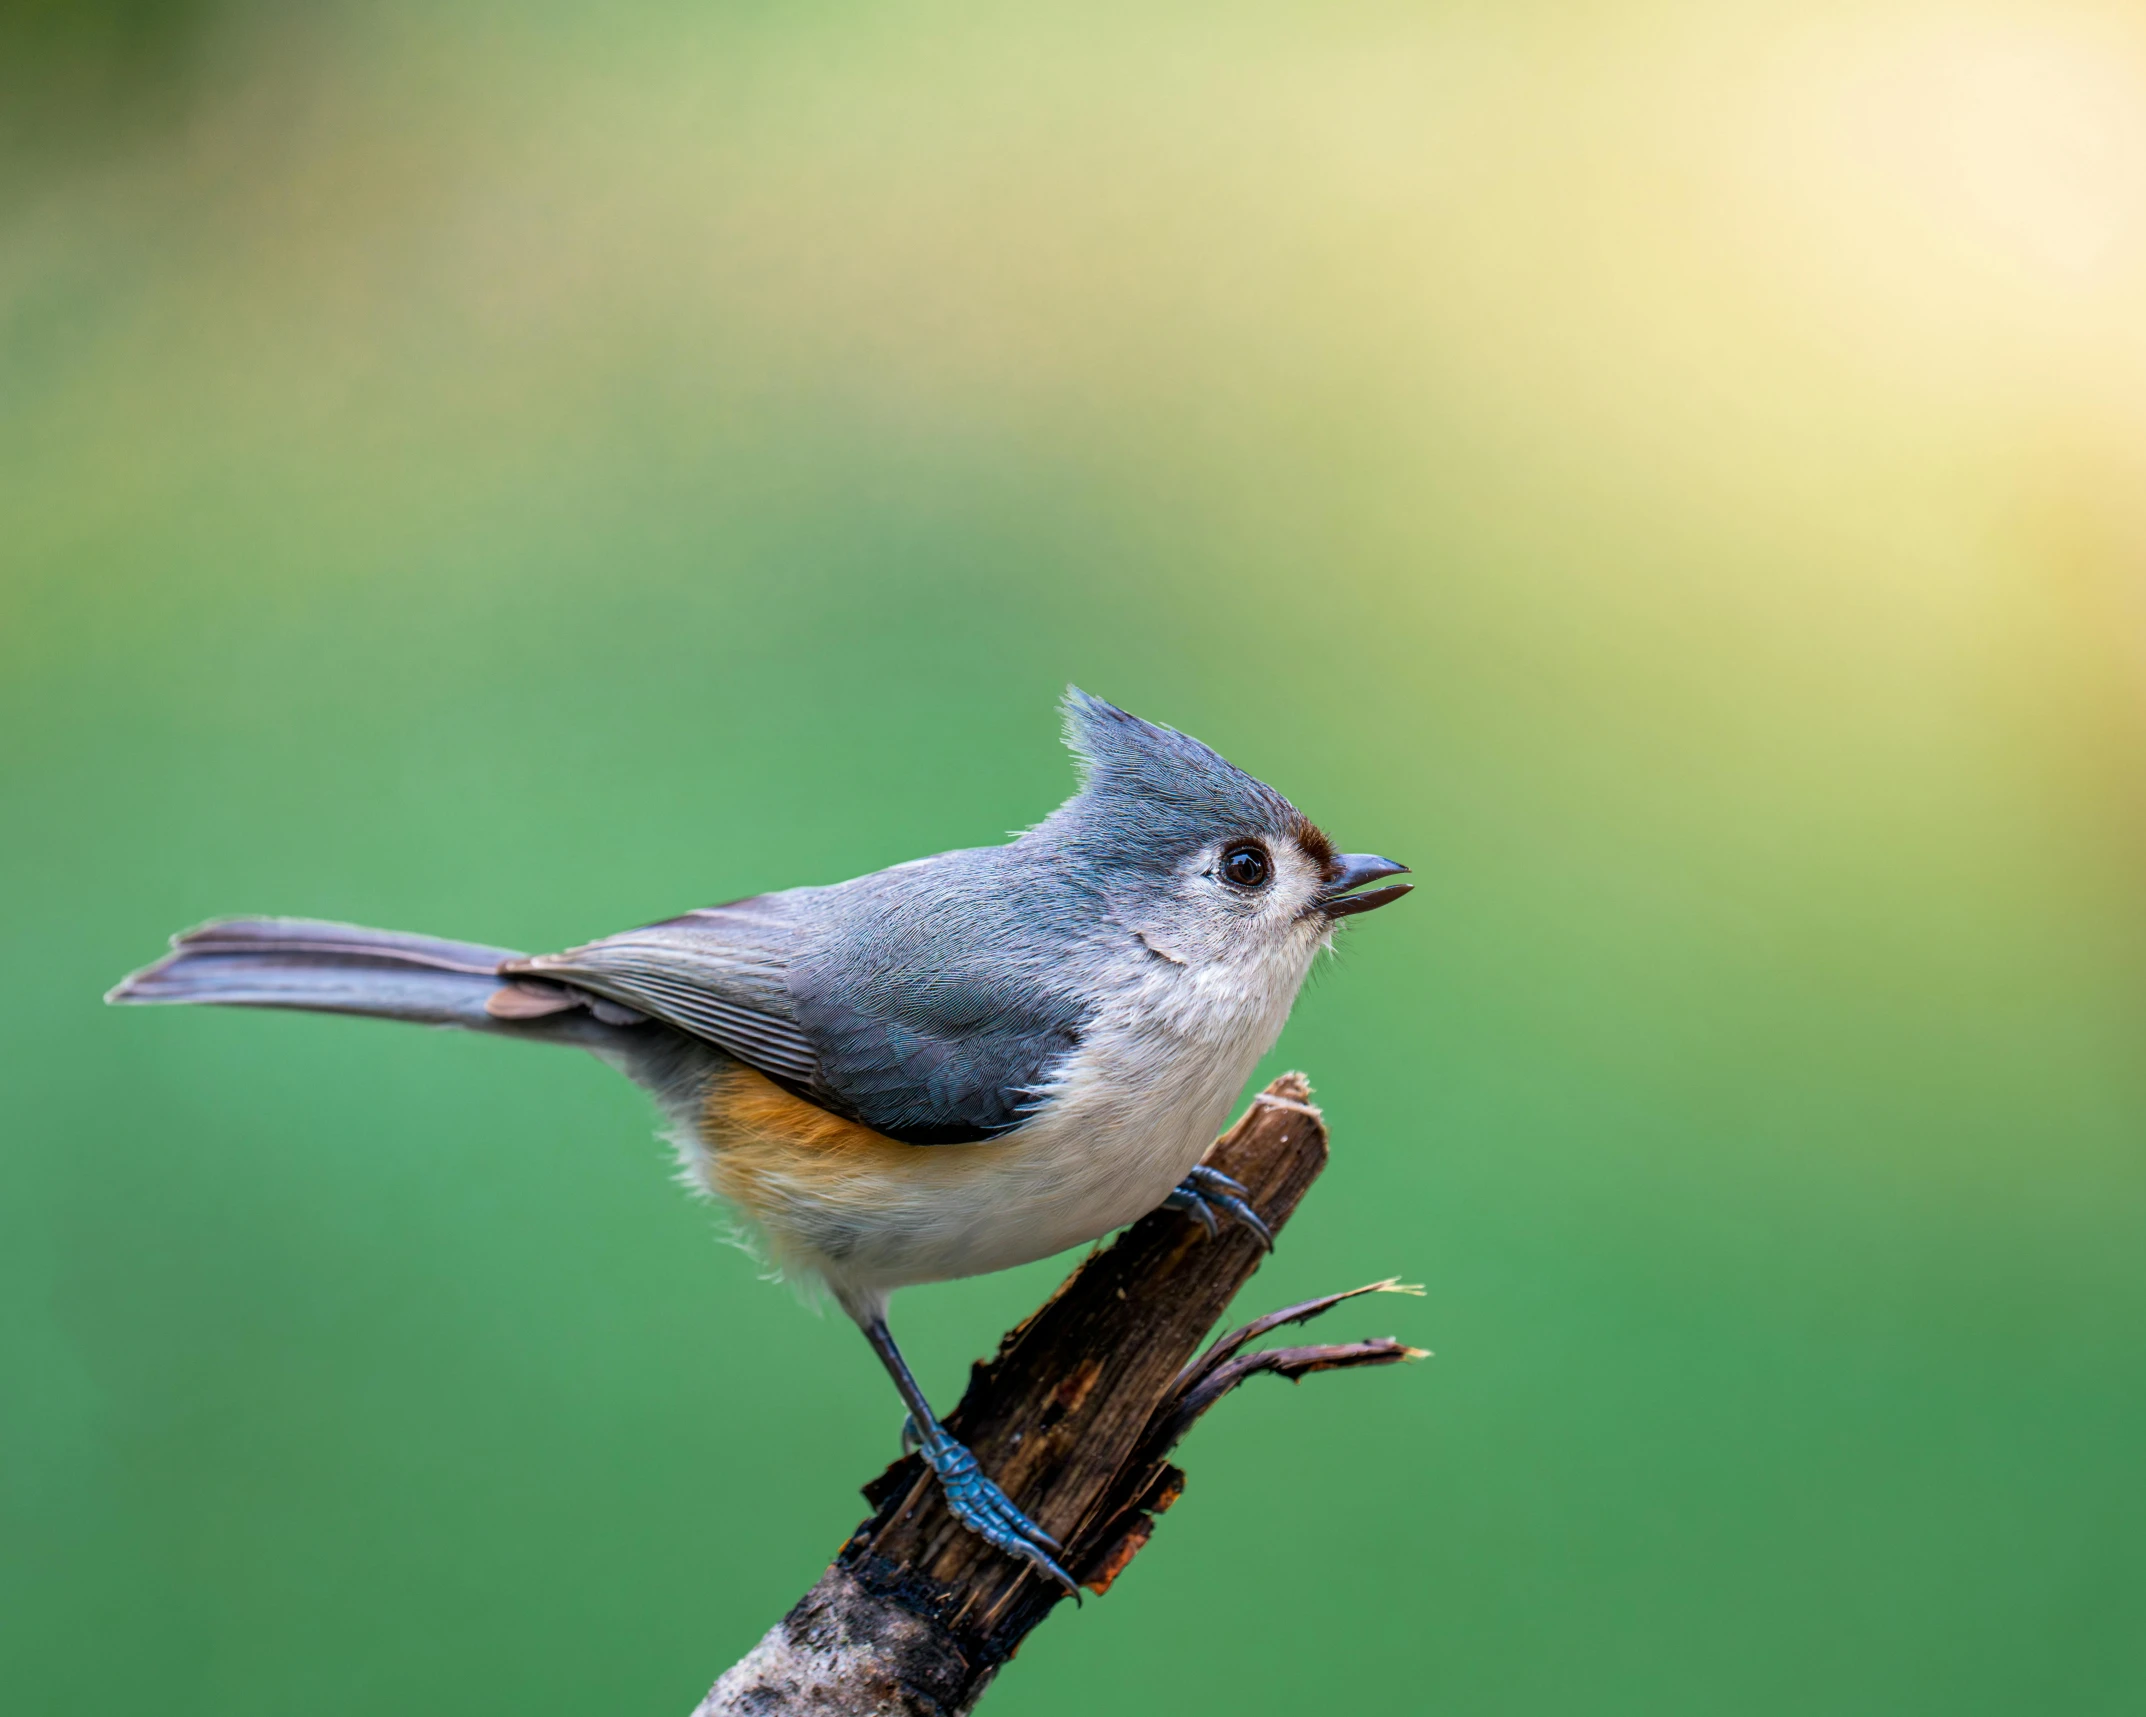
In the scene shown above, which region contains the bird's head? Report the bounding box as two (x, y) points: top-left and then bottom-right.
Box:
(1033, 688), (1410, 975)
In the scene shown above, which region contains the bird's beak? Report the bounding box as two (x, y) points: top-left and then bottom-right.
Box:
(1322, 854), (1412, 918)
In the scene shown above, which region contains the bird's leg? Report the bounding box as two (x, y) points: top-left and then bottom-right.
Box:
(859, 1315), (1078, 1595)
(1163, 1163), (1274, 1250)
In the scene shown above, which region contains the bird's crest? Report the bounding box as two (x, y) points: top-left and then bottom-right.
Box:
(1051, 687), (1304, 861)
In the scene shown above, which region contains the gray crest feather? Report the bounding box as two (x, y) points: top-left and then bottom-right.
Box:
(1045, 687), (1306, 872)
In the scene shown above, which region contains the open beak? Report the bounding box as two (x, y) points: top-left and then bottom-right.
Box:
(1322, 853), (1412, 918)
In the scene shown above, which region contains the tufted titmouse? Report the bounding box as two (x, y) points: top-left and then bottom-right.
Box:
(110, 689), (1409, 1589)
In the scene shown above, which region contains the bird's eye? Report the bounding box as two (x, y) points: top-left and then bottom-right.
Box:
(1220, 843), (1272, 889)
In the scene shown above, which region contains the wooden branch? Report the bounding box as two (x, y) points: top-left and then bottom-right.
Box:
(695, 1073), (1423, 1716)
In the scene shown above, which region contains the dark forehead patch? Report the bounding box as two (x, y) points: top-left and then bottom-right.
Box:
(1294, 818), (1337, 872)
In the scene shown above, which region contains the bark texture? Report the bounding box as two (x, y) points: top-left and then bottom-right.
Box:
(696, 1073), (1420, 1717)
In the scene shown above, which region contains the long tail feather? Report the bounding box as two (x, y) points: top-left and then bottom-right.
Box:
(109, 917), (545, 1033)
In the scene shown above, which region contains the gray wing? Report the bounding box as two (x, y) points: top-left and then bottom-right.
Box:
(785, 849), (1092, 1145)
(786, 983), (1083, 1145)
(512, 852), (1096, 1146)
(507, 895), (823, 1090)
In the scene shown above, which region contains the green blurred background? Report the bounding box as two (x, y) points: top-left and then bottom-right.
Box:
(7, 1), (2146, 1711)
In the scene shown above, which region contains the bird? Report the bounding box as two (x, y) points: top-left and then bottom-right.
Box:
(108, 688), (1410, 1591)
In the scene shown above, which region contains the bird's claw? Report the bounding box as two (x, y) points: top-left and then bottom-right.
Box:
(1164, 1164), (1274, 1250)
(917, 1431), (1078, 1596)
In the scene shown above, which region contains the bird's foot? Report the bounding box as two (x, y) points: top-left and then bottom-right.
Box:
(1164, 1164), (1274, 1250)
(913, 1426), (1078, 1596)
